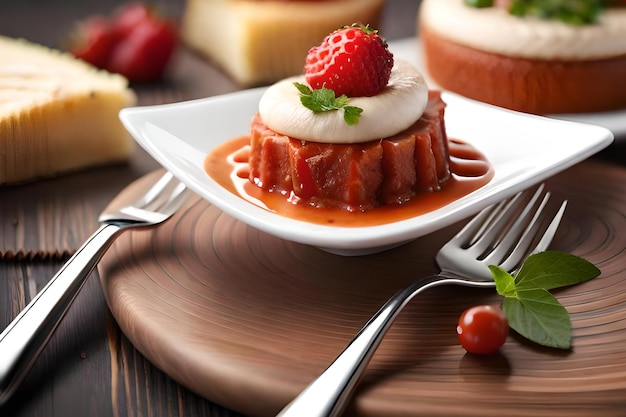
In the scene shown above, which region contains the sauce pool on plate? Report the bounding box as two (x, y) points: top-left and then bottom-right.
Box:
(205, 137), (494, 227)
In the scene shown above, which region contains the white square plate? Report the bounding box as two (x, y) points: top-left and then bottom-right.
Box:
(119, 89), (613, 255)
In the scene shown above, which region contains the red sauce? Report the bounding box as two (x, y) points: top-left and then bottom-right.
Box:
(205, 136), (494, 227)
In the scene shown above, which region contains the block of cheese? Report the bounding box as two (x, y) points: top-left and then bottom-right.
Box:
(181, 0), (385, 87)
(0, 36), (136, 185)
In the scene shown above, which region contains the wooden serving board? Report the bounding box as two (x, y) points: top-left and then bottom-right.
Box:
(98, 161), (626, 417)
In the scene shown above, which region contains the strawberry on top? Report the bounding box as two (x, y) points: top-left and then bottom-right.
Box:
(304, 23), (394, 97)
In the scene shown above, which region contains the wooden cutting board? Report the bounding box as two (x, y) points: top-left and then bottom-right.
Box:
(98, 161), (626, 417)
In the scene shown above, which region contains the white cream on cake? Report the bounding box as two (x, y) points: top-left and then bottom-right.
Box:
(258, 60), (429, 143)
(0, 36), (136, 185)
(420, 0), (626, 60)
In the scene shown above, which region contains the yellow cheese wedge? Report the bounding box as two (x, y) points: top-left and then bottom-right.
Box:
(181, 0), (385, 87)
(0, 36), (136, 185)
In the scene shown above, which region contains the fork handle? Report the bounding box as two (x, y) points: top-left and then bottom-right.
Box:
(0, 223), (122, 406)
(277, 274), (495, 417)
(277, 274), (449, 417)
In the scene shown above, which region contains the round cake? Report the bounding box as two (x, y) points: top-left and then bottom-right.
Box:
(418, 0), (626, 114)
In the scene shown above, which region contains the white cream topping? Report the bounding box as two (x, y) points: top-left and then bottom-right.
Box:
(419, 0), (626, 60)
(258, 59), (429, 144)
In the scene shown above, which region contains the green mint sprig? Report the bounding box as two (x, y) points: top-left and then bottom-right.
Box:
(490, 251), (600, 349)
(464, 0), (605, 25)
(294, 82), (363, 126)
(509, 0), (604, 25)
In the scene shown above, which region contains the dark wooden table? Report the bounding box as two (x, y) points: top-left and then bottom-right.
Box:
(1, 1), (625, 417)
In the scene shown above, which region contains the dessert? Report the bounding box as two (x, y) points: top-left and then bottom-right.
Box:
(247, 24), (451, 212)
(205, 25), (494, 223)
(181, 0), (385, 86)
(249, 90), (449, 211)
(419, 0), (626, 114)
(0, 36), (136, 185)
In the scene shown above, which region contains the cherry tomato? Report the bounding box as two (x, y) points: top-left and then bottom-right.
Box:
(457, 305), (508, 355)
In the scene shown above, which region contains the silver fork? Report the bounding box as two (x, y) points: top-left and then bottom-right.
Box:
(277, 184), (568, 417)
(0, 170), (190, 406)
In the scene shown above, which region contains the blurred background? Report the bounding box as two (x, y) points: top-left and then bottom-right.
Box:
(2, 0), (421, 47)
(0, 0), (422, 105)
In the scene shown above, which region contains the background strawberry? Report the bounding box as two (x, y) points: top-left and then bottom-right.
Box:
(106, 15), (177, 82)
(304, 24), (394, 97)
(66, 2), (177, 83)
(67, 16), (117, 68)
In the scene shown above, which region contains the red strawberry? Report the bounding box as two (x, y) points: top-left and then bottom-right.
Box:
(110, 3), (154, 42)
(66, 3), (177, 83)
(106, 17), (177, 82)
(304, 24), (394, 97)
(67, 16), (117, 68)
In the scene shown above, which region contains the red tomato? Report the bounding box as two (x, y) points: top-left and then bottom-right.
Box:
(457, 305), (508, 355)
(68, 16), (116, 68)
(106, 16), (177, 82)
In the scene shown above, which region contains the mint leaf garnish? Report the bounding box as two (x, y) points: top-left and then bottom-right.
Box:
(294, 82), (363, 125)
(502, 289), (572, 349)
(515, 251), (600, 290)
(342, 106), (363, 126)
(465, 0), (604, 25)
(509, 0), (603, 25)
(491, 251), (600, 349)
(464, 0), (494, 8)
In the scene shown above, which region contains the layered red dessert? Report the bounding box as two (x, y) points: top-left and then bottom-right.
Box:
(205, 24), (493, 223)
(249, 91), (449, 211)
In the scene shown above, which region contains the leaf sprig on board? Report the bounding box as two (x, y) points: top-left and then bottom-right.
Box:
(490, 251), (600, 349)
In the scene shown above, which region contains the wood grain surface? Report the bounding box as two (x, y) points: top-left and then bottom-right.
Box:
(2, 2), (625, 417)
(99, 160), (626, 417)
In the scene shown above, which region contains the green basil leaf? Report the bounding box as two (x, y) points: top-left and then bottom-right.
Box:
(490, 265), (517, 297)
(515, 251), (600, 290)
(503, 288), (572, 349)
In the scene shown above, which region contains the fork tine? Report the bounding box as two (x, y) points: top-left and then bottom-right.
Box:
(116, 172), (190, 224)
(134, 171), (176, 209)
(439, 184), (567, 280)
(486, 188), (550, 269)
(140, 172), (185, 212)
(119, 181), (190, 222)
(462, 185), (545, 258)
(447, 198), (507, 248)
(528, 200), (567, 254)
(490, 191), (567, 273)
(157, 181), (191, 214)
